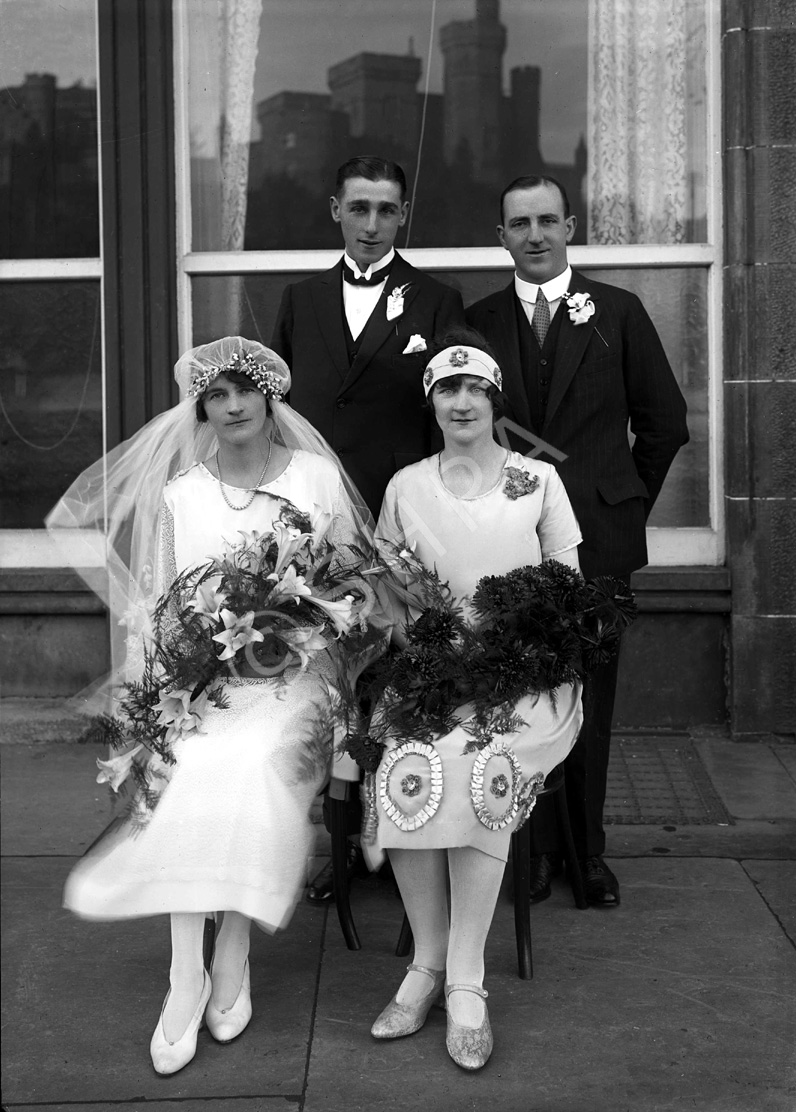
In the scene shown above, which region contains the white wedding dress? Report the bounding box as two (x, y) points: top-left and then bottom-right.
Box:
(64, 452), (353, 932)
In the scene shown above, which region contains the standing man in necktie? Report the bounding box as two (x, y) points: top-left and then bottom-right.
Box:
(272, 156), (464, 904)
(272, 155), (465, 518)
(467, 175), (688, 907)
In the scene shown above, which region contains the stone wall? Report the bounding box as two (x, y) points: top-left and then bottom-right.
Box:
(723, 2), (796, 735)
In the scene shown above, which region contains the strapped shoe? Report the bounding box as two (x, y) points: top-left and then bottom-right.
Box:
(371, 964), (445, 1039)
(581, 855), (620, 906)
(445, 983), (493, 1070)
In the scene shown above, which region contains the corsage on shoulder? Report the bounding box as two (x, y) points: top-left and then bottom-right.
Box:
(503, 466), (540, 500)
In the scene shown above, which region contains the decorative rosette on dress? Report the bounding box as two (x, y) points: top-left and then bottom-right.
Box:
(379, 741), (444, 832)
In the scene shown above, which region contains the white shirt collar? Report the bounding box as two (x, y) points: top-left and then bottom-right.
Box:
(514, 265), (572, 304)
(343, 248), (395, 282)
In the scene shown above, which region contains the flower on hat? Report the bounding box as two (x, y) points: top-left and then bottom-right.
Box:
(449, 348), (469, 368)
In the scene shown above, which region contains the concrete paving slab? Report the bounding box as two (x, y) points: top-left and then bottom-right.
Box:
(1, 741), (117, 856)
(743, 859), (796, 945)
(773, 745), (796, 783)
(695, 742), (796, 820)
(305, 858), (796, 1112)
(1, 857), (324, 1105)
(606, 819), (796, 860)
(11, 1103), (292, 1111)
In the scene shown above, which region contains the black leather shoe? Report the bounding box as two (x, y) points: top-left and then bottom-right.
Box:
(581, 856), (620, 906)
(528, 853), (563, 904)
(306, 841), (364, 904)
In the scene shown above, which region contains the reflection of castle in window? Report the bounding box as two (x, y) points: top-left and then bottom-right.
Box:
(247, 0), (586, 244)
(0, 73), (99, 258)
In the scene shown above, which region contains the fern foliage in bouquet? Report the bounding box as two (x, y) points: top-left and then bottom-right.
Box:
(85, 506), (385, 817)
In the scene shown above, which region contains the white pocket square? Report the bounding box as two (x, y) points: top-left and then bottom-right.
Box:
(403, 334), (427, 355)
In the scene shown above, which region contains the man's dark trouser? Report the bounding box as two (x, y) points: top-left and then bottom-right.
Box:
(529, 646), (622, 860)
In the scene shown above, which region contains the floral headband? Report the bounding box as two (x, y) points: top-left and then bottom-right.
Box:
(423, 346), (503, 396)
(186, 350), (287, 400)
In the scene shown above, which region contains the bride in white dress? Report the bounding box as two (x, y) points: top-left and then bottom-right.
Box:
(47, 338), (379, 1075)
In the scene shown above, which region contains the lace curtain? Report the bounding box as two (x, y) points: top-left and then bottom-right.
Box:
(587, 0), (707, 244)
(218, 0), (262, 251)
(188, 0), (262, 334)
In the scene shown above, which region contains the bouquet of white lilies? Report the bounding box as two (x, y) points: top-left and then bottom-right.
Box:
(87, 506), (383, 815)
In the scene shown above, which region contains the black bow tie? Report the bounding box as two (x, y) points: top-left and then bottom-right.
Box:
(343, 264), (391, 287)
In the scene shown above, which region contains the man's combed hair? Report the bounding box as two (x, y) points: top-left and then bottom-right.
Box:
(334, 156), (407, 201)
(500, 175), (571, 221)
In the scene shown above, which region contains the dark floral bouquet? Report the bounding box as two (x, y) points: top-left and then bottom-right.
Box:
(85, 507), (385, 813)
(344, 546), (637, 772)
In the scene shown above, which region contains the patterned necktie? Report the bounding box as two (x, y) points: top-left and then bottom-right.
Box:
(532, 292), (550, 346)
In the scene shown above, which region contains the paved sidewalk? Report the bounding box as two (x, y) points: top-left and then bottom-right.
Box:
(1, 714), (795, 1111)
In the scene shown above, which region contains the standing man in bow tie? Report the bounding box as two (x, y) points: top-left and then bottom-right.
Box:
(467, 175), (688, 908)
(272, 155), (464, 904)
(272, 155), (464, 518)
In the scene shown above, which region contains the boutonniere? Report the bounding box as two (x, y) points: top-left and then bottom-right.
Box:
(403, 334), (427, 355)
(387, 283), (411, 321)
(503, 466), (540, 501)
(564, 291), (596, 325)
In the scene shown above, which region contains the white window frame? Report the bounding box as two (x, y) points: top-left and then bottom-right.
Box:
(171, 0), (723, 568)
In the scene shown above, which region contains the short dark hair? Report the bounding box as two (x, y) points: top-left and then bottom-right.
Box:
(499, 175), (571, 223)
(195, 369), (269, 423)
(429, 325), (499, 365)
(334, 156), (407, 202)
(426, 326), (505, 418)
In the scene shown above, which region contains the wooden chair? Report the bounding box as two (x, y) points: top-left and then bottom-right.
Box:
(327, 779), (362, 950)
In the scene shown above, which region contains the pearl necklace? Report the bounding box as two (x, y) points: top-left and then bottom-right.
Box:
(216, 440), (272, 511)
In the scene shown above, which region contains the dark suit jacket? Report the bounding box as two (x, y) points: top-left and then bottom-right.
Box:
(272, 252), (465, 515)
(466, 271), (689, 578)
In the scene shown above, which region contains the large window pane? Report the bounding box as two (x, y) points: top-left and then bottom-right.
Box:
(0, 282), (102, 527)
(583, 268), (709, 528)
(0, 0), (99, 259)
(186, 0), (708, 252)
(193, 265), (708, 528)
(192, 274), (298, 348)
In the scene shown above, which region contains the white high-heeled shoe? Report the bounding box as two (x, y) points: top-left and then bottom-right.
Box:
(206, 959), (252, 1043)
(149, 970), (212, 1075)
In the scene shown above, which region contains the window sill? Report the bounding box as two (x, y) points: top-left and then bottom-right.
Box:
(0, 566), (731, 616)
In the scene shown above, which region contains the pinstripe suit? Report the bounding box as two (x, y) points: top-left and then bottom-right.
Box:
(467, 271), (689, 858)
(466, 271), (688, 579)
